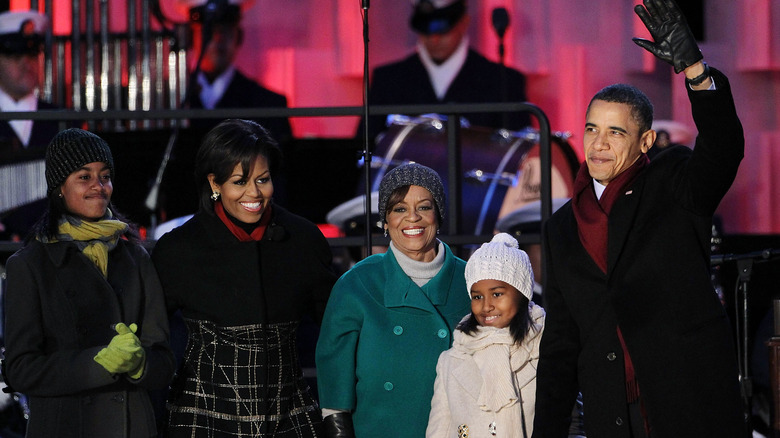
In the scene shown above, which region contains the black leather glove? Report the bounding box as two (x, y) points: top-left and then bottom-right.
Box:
(323, 412), (355, 438)
(632, 0), (702, 73)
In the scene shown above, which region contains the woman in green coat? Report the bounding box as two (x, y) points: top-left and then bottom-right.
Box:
(316, 163), (471, 438)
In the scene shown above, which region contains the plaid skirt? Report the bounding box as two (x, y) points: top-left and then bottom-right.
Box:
(167, 319), (322, 437)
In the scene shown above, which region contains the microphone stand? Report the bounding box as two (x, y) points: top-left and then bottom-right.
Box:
(491, 7), (509, 129)
(144, 7), (217, 237)
(712, 248), (780, 426)
(361, 0), (372, 255)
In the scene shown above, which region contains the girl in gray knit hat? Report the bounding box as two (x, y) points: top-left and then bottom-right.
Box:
(3, 128), (175, 437)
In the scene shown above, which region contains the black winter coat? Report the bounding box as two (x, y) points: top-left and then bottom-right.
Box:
(4, 239), (175, 438)
(151, 204), (336, 327)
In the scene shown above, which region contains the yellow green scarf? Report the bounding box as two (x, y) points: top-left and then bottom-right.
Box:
(45, 211), (129, 277)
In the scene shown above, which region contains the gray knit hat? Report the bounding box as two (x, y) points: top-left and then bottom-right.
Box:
(378, 162), (445, 223)
(45, 128), (114, 197)
(465, 233), (534, 300)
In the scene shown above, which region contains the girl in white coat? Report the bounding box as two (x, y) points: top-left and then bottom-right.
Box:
(426, 233), (544, 438)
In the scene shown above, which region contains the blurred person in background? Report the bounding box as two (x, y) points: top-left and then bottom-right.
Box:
(0, 10), (64, 242)
(360, 0), (530, 142)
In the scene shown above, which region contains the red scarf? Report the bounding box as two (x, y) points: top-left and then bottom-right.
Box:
(214, 201), (272, 242)
(571, 154), (648, 273)
(571, 154), (649, 406)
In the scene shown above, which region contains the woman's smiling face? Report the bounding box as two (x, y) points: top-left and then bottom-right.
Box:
(209, 154), (273, 224)
(385, 185), (439, 262)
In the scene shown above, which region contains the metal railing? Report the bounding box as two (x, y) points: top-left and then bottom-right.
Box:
(0, 101), (553, 259)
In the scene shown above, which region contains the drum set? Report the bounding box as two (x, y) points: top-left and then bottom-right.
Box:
(327, 116), (578, 237)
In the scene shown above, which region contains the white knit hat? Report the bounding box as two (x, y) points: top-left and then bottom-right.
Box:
(465, 233), (534, 300)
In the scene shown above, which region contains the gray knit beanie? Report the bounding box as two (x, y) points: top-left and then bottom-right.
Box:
(45, 128), (114, 197)
(465, 233), (534, 300)
(378, 163), (445, 223)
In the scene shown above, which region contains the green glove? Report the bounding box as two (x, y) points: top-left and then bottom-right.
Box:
(94, 323), (146, 378)
(632, 0), (702, 73)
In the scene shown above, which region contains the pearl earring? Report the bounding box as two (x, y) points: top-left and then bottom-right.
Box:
(210, 191), (220, 201)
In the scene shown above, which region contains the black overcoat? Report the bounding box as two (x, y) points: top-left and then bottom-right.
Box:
(4, 239), (175, 438)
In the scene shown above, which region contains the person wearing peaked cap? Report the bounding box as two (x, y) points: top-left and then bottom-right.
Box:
(0, 10), (69, 242)
(534, 1), (746, 436)
(179, 0), (290, 144)
(0, 10), (55, 151)
(316, 163), (471, 438)
(2, 128), (176, 437)
(160, 0), (292, 221)
(357, 0), (530, 142)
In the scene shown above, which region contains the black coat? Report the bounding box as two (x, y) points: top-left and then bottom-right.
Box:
(533, 69), (746, 437)
(362, 49), (530, 141)
(151, 204), (336, 326)
(151, 204), (334, 437)
(3, 239), (176, 438)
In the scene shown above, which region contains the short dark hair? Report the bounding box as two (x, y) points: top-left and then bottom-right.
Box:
(195, 119), (282, 213)
(457, 294), (534, 345)
(587, 83), (654, 134)
(384, 185), (443, 225)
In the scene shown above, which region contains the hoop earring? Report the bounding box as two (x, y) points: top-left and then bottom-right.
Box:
(210, 191), (220, 201)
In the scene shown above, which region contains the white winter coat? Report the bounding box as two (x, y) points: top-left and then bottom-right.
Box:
(426, 303), (545, 438)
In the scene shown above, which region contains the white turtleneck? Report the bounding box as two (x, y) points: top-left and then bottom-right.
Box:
(390, 240), (445, 287)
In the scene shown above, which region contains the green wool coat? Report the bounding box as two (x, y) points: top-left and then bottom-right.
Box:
(316, 242), (471, 438)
